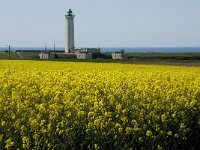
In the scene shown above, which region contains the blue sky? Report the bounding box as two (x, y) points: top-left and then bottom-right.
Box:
(0, 0), (200, 47)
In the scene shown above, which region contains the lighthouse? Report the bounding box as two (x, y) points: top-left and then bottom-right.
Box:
(65, 9), (75, 53)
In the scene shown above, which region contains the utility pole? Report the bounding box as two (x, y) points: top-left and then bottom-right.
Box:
(45, 42), (47, 51)
(54, 40), (56, 52)
(8, 45), (10, 59)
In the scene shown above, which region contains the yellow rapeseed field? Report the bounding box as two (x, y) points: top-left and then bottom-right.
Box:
(0, 60), (200, 149)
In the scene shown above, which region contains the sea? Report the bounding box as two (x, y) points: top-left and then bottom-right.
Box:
(0, 47), (200, 53)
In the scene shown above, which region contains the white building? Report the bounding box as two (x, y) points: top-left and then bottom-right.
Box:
(65, 9), (75, 53)
(76, 53), (92, 59)
(112, 50), (128, 59)
(64, 9), (101, 56)
(73, 48), (101, 54)
(39, 51), (55, 59)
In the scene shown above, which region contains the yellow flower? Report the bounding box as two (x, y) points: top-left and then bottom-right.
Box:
(126, 127), (132, 134)
(118, 128), (123, 133)
(161, 114), (167, 122)
(1, 121), (6, 126)
(146, 130), (152, 137)
(0, 60), (199, 149)
(115, 123), (121, 128)
(180, 123), (185, 129)
(5, 138), (14, 149)
(94, 144), (99, 150)
(167, 131), (172, 136)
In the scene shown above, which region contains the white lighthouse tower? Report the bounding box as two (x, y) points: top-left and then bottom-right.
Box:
(65, 9), (75, 53)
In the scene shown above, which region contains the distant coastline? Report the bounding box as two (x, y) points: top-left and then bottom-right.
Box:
(0, 47), (200, 53)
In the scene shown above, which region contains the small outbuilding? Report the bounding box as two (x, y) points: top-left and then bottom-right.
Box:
(73, 48), (101, 54)
(76, 53), (92, 59)
(112, 49), (128, 59)
(39, 51), (55, 59)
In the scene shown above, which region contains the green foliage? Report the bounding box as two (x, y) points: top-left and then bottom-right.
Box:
(128, 52), (200, 60)
(0, 52), (17, 59)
